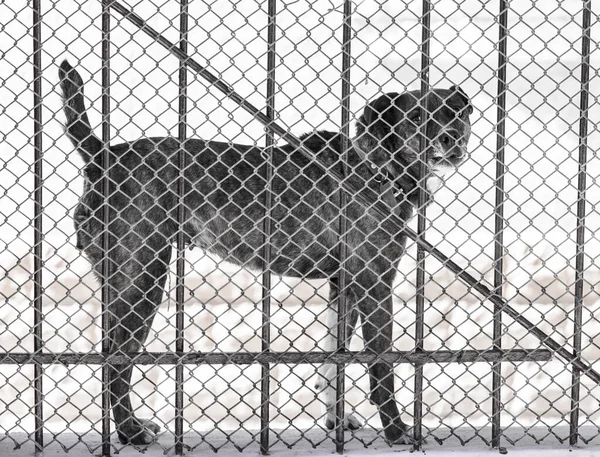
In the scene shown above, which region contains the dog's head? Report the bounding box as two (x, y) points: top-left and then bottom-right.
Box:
(354, 86), (473, 179)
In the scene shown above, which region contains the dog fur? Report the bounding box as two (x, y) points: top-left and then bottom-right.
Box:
(58, 59), (472, 445)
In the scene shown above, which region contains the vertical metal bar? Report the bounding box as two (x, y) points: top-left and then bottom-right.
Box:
(101, 3), (112, 456)
(175, 0), (188, 454)
(32, 0), (44, 454)
(569, 0), (591, 446)
(260, 0), (276, 453)
(414, 0), (431, 449)
(335, 1), (352, 454)
(492, 0), (509, 448)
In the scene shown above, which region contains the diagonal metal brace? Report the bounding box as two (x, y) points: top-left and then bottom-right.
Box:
(106, 0), (600, 385)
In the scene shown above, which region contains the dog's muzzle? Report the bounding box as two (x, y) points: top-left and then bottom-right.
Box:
(431, 129), (469, 168)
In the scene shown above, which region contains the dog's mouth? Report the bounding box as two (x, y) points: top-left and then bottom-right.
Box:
(429, 149), (467, 168)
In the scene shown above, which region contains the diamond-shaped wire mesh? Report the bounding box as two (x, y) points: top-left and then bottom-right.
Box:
(0, 0), (599, 454)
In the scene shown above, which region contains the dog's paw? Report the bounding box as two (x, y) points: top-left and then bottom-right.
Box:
(117, 418), (160, 445)
(391, 432), (412, 445)
(314, 377), (326, 391)
(139, 418), (161, 434)
(324, 412), (363, 431)
(383, 420), (412, 445)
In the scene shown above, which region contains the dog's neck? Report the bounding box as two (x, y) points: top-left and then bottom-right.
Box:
(351, 137), (441, 210)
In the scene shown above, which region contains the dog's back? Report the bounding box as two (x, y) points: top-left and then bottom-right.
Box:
(59, 62), (372, 277)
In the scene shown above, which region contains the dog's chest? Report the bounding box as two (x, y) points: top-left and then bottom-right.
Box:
(426, 168), (449, 195)
(426, 176), (443, 194)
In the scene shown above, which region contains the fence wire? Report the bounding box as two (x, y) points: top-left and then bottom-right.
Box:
(0, 0), (599, 455)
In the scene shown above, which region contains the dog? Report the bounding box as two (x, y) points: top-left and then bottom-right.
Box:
(58, 59), (472, 445)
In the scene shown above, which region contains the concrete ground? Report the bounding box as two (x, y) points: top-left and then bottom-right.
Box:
(1, 426), (598, 457)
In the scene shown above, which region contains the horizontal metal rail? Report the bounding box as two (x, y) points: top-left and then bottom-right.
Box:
(0, 350), (552, 365)
(106, 0), (600, 386)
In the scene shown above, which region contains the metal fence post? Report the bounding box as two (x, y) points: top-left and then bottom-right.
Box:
(569, 0), (592, 446)
(492, 0), (509, 448)
(335, 0), (353, 453)
(32, 1), (44, 454)
(260, 0), (277, 452)
(414, 0), (432, 448)
(101, 3), (112, 455)
(175, 1), (189, 454)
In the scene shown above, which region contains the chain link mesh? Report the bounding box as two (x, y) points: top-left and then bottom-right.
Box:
(0, 0), (598, 454)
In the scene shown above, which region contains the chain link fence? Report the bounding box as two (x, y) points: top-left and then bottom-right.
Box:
(0, 0), (599, 455)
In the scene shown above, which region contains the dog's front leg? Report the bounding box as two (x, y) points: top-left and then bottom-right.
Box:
(354, 270), (412, 445)
(314, 278), (361, 430)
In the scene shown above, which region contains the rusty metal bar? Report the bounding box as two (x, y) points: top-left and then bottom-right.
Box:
(105, 0), (600, 387)
(175, 0), (188, 454)
(32, 0), (44, 453)
(570, 0), (592, 446)
(492, 0), (509, 448)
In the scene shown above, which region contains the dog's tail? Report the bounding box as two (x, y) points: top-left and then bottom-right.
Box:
(59, 60), (102, 163)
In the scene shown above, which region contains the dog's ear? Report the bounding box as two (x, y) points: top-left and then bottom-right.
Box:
(448, 85), (473, 116)
(358, 92), (420, 137)
(355, 92), (417, 168)
(361, 92), (401, 138)
(353, 92), (415, 167)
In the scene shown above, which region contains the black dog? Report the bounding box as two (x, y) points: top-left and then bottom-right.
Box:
(59, 59), (472, 445)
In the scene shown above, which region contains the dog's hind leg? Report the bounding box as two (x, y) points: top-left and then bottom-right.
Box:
(104, 234), (172, 445)
(314, 279), (361, 430)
